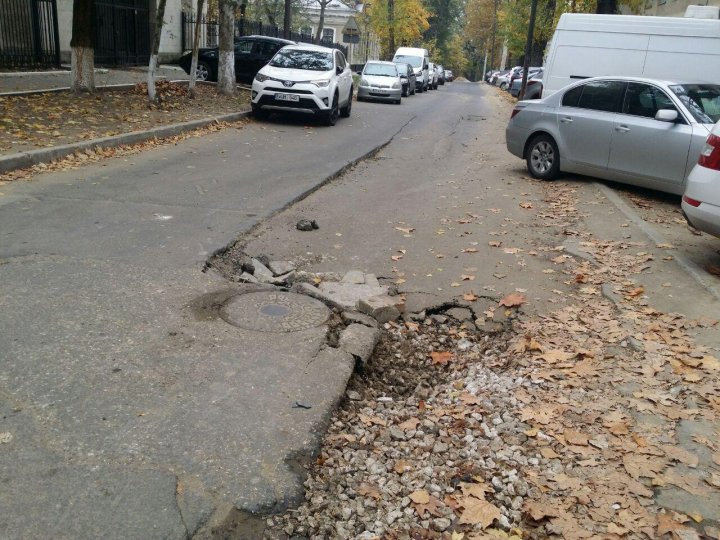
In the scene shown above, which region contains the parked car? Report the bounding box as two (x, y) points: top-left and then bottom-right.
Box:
(508, 67), (541, 92)
(505, 76), (720, 194)
(495, 66), (521, 90)
(682, 121), (720, 238)
(251, 43), (354, 126)
(489, 70), (508, 85)
(392, 46), (429, 93)
(445, 70), (454, 82)
(428, 62), (438, 89)
(509, 69), (543, 98)
(436, 64), (445, 85)
(357, 60), (403, 104)
(394, 62), (416, 97)
(179, 35), (295, 83)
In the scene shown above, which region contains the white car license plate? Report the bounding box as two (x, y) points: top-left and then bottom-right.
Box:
(374, 89), (388, 94)
(275, 93), (299, 102)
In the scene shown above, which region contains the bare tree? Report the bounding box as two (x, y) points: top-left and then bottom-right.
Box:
(217, 0), (237, 95)
(70, 0), (95, 93)
(148, 0), (169, 102)
(188, 0), (207, 98)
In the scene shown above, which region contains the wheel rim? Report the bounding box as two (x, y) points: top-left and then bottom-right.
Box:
(196, 64), (209, 81)
(530, 141), (554, 174)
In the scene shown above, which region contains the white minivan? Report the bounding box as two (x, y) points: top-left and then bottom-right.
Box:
(542, 9), (720, 97)
(392, 47), (429, 93)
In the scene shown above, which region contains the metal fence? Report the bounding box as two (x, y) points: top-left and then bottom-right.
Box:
(94, 0), (151, 66)
(0, 0), (60, 68)
(181, 12), (348, 58)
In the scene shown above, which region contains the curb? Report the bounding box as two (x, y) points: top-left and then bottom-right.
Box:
(594, 182), (720, 303)
(0, 79), (212, 98)
(0, 110), (251, 175)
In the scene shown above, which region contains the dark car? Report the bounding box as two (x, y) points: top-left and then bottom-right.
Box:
(510, 69), (543, 98)
(508, 67), (541, 92)
(178, 35), (295, 83)
(394, 62), (417, 97)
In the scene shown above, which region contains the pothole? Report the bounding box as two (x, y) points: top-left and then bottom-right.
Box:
(221, 291), (330, 333)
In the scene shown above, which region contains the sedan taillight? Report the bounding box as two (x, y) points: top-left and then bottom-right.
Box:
(698, 133), (720, 170)
(683, 195), (701, 207)
(510, 108), (521, 120)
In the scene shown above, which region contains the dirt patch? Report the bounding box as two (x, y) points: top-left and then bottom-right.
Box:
(0, 81), (251, 155)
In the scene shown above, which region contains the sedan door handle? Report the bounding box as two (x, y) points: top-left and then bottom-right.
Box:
(560, 116), (573, 124)
(615, 125), (630, 133)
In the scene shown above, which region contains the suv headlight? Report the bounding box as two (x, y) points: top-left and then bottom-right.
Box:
(311, 79), (331, 87)
(360, 78), (369, 86)
(255, 73), (268, 82)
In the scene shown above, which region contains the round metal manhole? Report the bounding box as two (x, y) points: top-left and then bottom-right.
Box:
(221, 291), (330, 332)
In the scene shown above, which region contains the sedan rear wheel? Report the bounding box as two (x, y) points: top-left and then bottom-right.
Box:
(527, 134), (560, 180)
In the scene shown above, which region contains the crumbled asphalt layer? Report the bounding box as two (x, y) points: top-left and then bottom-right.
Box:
(260, 311), (533, 540)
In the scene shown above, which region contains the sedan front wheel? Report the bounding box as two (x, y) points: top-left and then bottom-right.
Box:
(526, 134), (560, 180)
(195, 61), (212, 82)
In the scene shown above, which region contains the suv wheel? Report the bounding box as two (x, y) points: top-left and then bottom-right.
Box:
(251, 104), (268, 120)
(195, 61), (212, 82)
(324, 93), (339, 126)
(340, 88), (352, 118)
(526, 134), (560, 180)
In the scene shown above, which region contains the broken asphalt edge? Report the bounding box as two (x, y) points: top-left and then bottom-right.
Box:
(0, 108), (251, 176)
(204, 113), (418, 268)
(593, 182), (720, 303)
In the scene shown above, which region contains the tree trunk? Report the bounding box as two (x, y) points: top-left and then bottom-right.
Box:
(283, 0), (292, 39)
(387, 0), (395, 59)
(70, 0), (95, 93)
(314, 0), (327, 45)
(148, 0), (169, 102)
(189, 0), (206, 98)
(217, 0), (236, 95)
(596, 0), (616, 14)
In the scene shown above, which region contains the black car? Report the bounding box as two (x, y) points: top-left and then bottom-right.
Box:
(178, 35), (295, 83)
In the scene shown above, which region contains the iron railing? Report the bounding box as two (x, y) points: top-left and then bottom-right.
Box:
(94, 0), (151, 66)
(181, 12), (348, 57)
(0, 0), (60, 68)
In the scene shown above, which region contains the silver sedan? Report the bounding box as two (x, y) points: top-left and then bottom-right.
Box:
(357, 61), (403, 104)
(505, 76), (720, 195)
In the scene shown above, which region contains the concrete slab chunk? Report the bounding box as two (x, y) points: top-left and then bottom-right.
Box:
(341, 270), (366, 284)
(339, 324), (381, 364)
(269, 261), (297, 276)
(341, 311), (379, 328)
(317, 282), (388, 310)
(364, 274), (380, 287)
(251, 258), (275, 283)
(293, 282), (344, 311)
(357, 295), (403, 323)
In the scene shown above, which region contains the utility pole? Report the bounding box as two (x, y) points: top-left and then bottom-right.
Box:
(519, 0), (538, 99)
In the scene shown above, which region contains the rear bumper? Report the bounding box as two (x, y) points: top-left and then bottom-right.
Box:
(682, 164), (720, 238)
(505, 124), (528, 159)
(357, 86), (401, 101)
(682, 199), (720, 238)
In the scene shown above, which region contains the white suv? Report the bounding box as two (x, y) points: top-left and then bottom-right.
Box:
(251, 43), (353, 126)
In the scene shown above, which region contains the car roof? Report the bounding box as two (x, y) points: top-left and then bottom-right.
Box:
(283, 43), (336, 53)
(242, 35), (295, 45)
(367, 60), (397, 65)
(570, 75), (712, 86)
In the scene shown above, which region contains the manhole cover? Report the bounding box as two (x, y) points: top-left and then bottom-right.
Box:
(221, 291), (329, 332)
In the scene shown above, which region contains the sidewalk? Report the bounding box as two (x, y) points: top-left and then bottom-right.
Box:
(0, 66), (248, 179)
(0, 65), (188, 94)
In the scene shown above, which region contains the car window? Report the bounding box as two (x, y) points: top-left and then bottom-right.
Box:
(336, 51), (346, 69)
(364, 63), (398, 76)
(269, 49), (333, 71)
(257, 41), (280, 57)
(235, 40), (253, 54)
(669, 84), (720, 124)
(622, 83), (676, 119)
(561, 85), (583, 107)
(576, 81), (626, 113)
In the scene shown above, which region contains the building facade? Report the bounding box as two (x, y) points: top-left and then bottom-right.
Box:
(642, 0), (720, 16)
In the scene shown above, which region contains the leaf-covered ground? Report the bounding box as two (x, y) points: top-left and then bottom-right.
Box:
(0, 82), (250, 156)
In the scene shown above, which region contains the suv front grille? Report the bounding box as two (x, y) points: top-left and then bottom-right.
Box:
(264, 86), (315, 95)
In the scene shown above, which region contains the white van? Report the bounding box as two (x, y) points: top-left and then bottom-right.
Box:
(392, 47), (429, 92)
(542, 11), (720, 97)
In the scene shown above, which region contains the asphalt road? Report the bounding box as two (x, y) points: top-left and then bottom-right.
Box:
(0, 89), (423, 539)
(2, 80), (719, 539)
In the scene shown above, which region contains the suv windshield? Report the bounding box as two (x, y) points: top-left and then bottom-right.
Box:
(669, 84), (720, 124)
(364, 63), (398, 76)
(269, 49), (333, 71)
(393, 55), (422, 68)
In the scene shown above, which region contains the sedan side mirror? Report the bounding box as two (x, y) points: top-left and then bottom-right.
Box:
(655, 109), (678, 122)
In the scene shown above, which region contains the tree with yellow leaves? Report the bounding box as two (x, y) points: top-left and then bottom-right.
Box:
(367, 0), (430, 59)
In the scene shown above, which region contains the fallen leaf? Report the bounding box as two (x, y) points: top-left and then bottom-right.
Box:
(463, 291), (479, 302)
(459, 497), (501, 528)
(395, 226), (415, 234)
(564, 429), (589, 446)
(431, 351), (454, 365)
(462, 247), (478, 253)
(409, 489), (430, 504)
(662, 445), (699, 468)
(398, 417), (420, 430)
(524, 501), (561, 521)
(357, 482), (381, 499)
(519, 202), (533, 209)
(540, 447), (560, 459)
(538, 349), (574, 363)
(488, 241), (502, 247)
(394, 460), (412, 474)
(461, 274), (475, 281)
(499, 292), (526, 307)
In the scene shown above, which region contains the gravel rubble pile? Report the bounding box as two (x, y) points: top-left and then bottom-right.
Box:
(264, 314), (535, 539)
